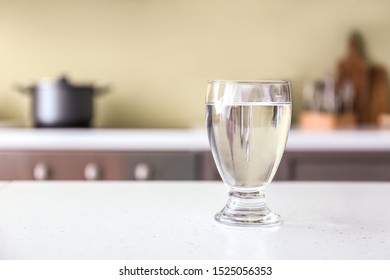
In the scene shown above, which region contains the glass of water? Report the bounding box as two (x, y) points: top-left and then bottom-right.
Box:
(206, 80), (292, 226)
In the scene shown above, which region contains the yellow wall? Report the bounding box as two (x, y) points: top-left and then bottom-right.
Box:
(0, 0), (389, 128)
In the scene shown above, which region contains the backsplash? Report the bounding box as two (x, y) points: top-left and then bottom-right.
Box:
(0, 0), (389, 128)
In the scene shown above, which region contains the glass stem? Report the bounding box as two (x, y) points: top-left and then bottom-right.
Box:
(227, 186), (268, 212)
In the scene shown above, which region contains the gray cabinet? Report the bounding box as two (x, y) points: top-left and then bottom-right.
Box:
(1, 150), (389, 181)
(282, 151), (390, 181)
(200, 151), (390, 181)
(0, 151), (198, 181)
(125, 152), (197, 180)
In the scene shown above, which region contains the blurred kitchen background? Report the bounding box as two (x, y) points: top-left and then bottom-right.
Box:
(0, 0), (389, 128)
(1, 0), (390, 181)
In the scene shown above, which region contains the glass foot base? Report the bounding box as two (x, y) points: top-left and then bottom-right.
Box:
(214, 206), (281, 227)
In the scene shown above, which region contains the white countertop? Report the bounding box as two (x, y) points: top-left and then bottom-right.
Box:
(1, 128), (390, 151)
(0, 129), (209, 151)
(0, 181), (389, 260)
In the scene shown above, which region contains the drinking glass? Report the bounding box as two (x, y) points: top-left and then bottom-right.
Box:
(206, 80), (291, 226)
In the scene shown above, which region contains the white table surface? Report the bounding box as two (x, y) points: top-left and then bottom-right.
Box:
(0, 181), (389, 260)
(1, 128), (390, 151)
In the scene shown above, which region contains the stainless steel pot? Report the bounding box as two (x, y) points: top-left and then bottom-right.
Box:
(18, 76), (108, 128)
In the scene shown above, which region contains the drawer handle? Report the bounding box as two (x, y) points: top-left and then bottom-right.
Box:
(33, 162), (51, 180)
(134, 163), (152, 180)
(84, 163), (102, 180)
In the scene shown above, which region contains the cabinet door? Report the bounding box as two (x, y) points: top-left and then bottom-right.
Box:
(125, 152), (197, 180)
(0, 152), (32, 179)
(0, 151), (198, 181)
(0, 151), (126, 180)
(290, 152), (390, 181)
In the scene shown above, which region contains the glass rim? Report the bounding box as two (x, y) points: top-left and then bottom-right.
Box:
(207, 79), (290, 85)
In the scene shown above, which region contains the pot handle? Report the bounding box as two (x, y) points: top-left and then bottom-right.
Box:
(94, 85), (110, 96)
(14, 83), (33, 94)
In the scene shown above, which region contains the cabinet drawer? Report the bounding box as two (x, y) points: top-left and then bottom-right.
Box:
(290, 152), (390, 181)
(0, 151), (198, 181)
(0, 151), (126, 180)
(125, 152), (197, 180)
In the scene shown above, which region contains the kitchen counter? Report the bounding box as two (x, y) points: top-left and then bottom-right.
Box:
(1, 128), (390, 181)
(0, 128), (209, 151)
(1, 128), (390, 151)
(0, 181), (389, 259)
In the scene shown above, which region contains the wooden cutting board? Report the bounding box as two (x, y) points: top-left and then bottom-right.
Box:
(336, 33), (388, 124)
